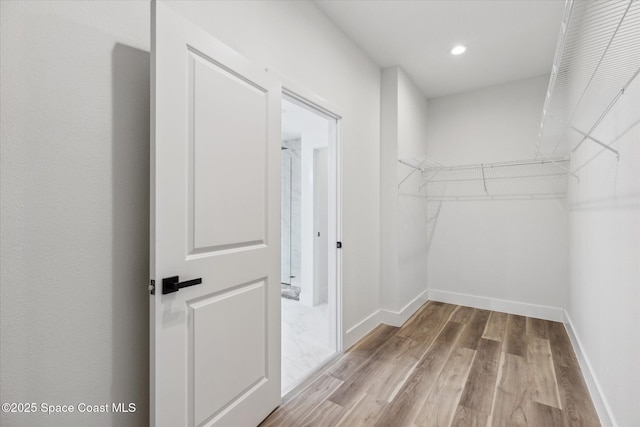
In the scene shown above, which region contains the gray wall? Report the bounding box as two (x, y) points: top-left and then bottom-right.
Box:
(1, 1), (151, 426)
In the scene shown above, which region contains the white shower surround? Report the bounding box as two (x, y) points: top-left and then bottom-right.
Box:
(281, 138), (302, 286)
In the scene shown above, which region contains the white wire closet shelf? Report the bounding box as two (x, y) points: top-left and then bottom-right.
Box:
(536, 0), (640, 157)
(399, 156), (571, 201)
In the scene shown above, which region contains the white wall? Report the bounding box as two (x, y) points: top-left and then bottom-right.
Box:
(299, 109), (329, 306)
(380, 68), (400, 310)
(1, 2), (150, 426)
(397, 69), (430, 309)
(380, 67), (430, 316)
(567, 77), (640, 427)
(426, 76), (569, 312)
(397, 168), (429, 310)
(0, 1), (381, 425)
(398, 70), (430, 160)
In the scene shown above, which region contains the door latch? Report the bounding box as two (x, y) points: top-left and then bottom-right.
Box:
(162, 276), (202, 294)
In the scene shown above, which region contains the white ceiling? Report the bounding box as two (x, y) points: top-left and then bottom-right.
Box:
(315, 0), (565, 99)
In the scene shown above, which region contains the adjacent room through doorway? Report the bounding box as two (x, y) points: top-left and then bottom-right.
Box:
(280, 95), (338, 394)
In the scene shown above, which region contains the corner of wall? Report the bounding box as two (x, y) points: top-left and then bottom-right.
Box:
(380, 289), (429, 327)
(343, 289), (430, 350)
(344, 309), (384, 350)
(380, 66), (400, 311)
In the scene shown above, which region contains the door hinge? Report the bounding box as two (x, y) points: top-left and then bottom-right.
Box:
(149, 279), (155, 295)
(337, 241), (342, 249)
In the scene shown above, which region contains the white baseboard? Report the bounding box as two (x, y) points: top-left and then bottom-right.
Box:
(563, 311), (616, 427)
(427, 289), (565, 322)
(343, 289), (429, 349)
(344, 309), (384, 350)
(344, 288), (562, 350)
(379, 289), (429, 327)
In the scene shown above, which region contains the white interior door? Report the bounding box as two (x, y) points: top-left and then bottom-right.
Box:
(150, 3), (281, 426)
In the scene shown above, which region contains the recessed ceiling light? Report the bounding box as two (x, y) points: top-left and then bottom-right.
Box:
(451, 45), (466, 55)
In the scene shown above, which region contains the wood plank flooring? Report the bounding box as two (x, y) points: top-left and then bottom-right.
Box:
(260, 301), (600, 427)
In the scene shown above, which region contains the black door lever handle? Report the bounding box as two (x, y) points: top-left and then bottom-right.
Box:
(162, 276), (202, 294)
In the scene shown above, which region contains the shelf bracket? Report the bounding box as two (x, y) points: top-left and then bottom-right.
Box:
(570, 126), (619, 159)
(480, 163), (488, 194)
(571, 67), (640, 159)
(398, 158), (426, 188)
(398, 165), (419, 188)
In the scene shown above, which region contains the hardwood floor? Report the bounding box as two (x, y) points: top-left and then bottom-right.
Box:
(260, 301), (600, 427)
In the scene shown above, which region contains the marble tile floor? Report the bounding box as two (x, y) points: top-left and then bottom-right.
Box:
(281, 297), (335, 393)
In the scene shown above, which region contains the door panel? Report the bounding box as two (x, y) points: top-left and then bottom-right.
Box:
(189, 50), (267, 253)
(189, 280), (266, 425)
(151, 3), (281, 426)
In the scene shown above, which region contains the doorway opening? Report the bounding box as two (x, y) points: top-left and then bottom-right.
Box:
(280, 92), (341, 395)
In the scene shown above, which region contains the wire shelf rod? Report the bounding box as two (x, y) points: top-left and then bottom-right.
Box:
(426, 193), (567, 202)
(428, 172), (568, 184)
(572, 118), (640, 174)
(424, 157), (569, 172)
(569, 126), (619, 157)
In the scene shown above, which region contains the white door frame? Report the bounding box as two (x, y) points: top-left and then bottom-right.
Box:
(275, 75), (344, 353)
